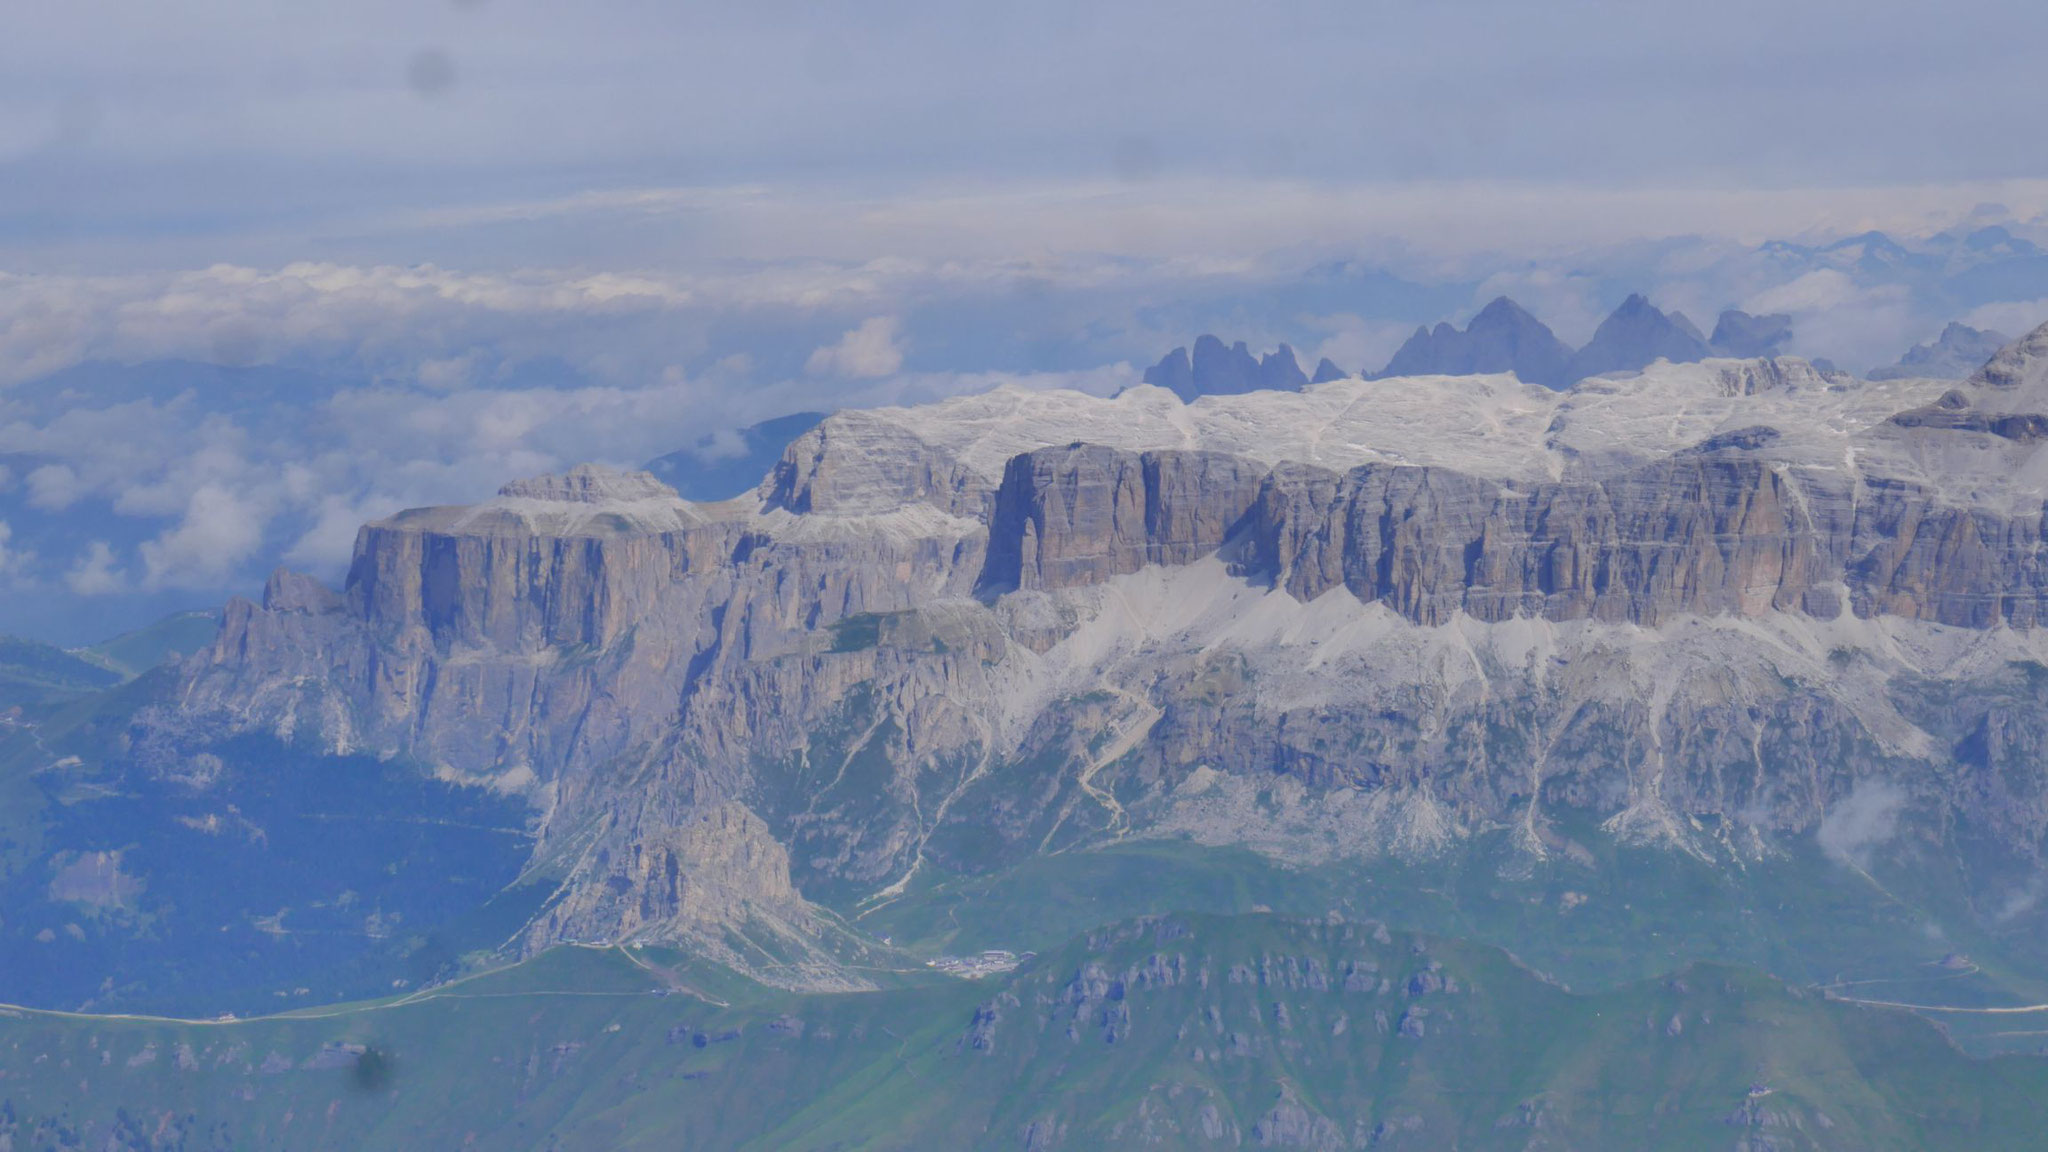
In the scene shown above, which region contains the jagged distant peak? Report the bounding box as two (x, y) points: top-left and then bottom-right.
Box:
(1259, 344), (1309, 391)
(497, 463), (682, 504)
(1823, 229), (1910, 256)
(1964, 224), (2035, 252)
(1944, 319), (2001, 340)
(1709, 310), (1794, 359)
(1141, 334), (1308, 402)
(1565, 293), (1711, 382)
(1607, 292), (1659, 318)
(1970, 318), (2048, 394)
(1311, 357), (1347, 384)
(1870, 322), (2011, 382)
(1141, 345), (1194, 395)
(1378, 295), (1572, 389)
(1469, 295), (1543, 326)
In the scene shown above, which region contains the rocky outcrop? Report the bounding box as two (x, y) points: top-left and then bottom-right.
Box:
(980, 446), (1266, 592)
(765, 411), (995, 518)
(527, 802), (819, 960)
(1968, 323), (2048, 393)
(1247, 451), (1842, 627)
(1377, 297), (1574, 389)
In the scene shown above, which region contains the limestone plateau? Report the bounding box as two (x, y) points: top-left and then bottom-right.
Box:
(166, 323), (2048, 987)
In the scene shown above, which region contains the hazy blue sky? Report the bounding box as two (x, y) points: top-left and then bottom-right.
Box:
(5, 0), (2048, 267)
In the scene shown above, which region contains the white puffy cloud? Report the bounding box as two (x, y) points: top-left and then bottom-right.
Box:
(26, 464), (81, 511)
(806, 317), (906, 378)
(65, 541), (124, 596)
(689, 428), (751, 464)
(1744, 269), (1866, 314)
(1818, 780), (1908, 870)
(0, 520), (26, 582)
(1741, 271), (1916, 373)
(281, 494), (403, 573)
(139, 483), (267, 590)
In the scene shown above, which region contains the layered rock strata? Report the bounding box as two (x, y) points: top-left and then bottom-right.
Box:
(164, 327), (2048, 974)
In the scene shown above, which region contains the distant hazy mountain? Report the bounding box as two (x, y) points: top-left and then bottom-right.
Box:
(1376, 296), (1574, 388)
(1142, 336), (1308, 401)
(1369, 298), (1799, 389)
(1708, 309), (1794, 358)
(1311, 357), (1347, 384)
(1869, 322), (2012, 381)
(1563, 293), (1712, 381)
(643, 411), (827, 502)
(1760, 225), (2048, 311)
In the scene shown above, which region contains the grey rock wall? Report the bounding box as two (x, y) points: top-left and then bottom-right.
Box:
(157, 329), (2048, 971)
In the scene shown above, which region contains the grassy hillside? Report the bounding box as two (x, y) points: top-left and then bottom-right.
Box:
(857, 827), (2048, 1058)
(0, 634), (120, 712)
(78, 609), (222, 679)
(2, 914), (2045, 1151)
(0, 609), (221, 717)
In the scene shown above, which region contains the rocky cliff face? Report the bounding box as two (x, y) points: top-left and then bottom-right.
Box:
(1247, 450), (1840, 626)
(164, 325), (2048, 982)
(980, 446), (1268, 594)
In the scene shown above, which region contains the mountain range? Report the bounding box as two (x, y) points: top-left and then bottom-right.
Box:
(4, 215), (2045, 653)
(1140, 335), (1312, 401)
(1151, 295), (1814, 396)
(14, 328), (2048, 1145)
(1148, 289), (2029, 400)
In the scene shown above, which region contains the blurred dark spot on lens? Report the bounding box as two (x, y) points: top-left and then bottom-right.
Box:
(1111, 136), (1161, 184)
(351, 1046), (394, 1092)
(407, 49), (457, 97)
